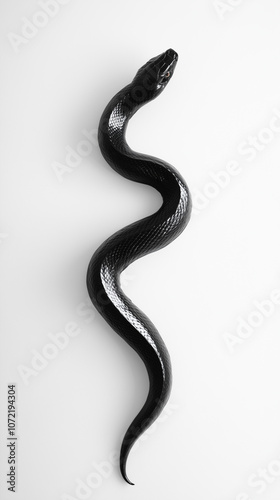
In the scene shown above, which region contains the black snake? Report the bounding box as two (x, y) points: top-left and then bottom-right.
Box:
(86, 48), (192, 484)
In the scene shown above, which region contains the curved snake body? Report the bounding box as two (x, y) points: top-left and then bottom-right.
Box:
(86, 48), (191, 485)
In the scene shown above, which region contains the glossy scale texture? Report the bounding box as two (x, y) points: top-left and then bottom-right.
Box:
(86, 49), (192, 485)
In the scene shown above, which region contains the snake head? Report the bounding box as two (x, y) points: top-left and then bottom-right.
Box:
(131, 48), (178, 103)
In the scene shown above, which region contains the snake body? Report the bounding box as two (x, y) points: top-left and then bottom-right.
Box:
(86, 48), (191, 484)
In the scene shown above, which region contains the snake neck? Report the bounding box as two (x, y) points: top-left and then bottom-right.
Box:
(98, 83), (152, 158)
(97, 81), (191, 230)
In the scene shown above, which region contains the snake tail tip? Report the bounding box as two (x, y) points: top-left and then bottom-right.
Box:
(122, 472), (135, 486)
(126, 479), (135, 486)
(120, 459), (135, 485)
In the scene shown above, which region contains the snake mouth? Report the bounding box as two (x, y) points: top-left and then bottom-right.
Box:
(164, 48), (178, 62)
(157, 48), (178, 74)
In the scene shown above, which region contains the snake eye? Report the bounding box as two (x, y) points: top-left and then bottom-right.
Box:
(161, 71), (171, 83)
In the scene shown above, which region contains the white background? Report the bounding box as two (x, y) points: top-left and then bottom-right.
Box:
(1, 1), (280, 499)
